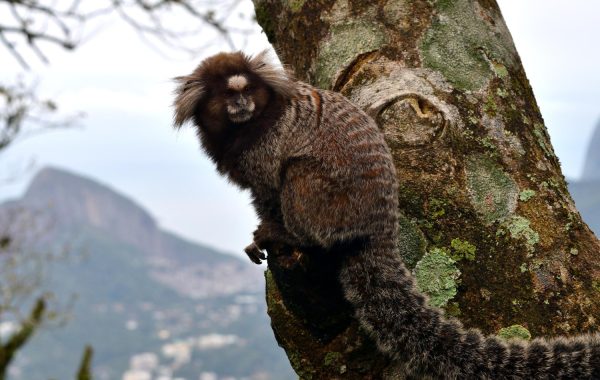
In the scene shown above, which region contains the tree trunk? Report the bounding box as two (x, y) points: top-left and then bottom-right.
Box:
(252, 0), (600, 377)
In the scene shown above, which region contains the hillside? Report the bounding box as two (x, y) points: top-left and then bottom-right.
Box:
(0, 167), (294, 380)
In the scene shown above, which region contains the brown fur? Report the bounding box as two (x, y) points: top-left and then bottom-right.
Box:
(173, 51), (290, 185)
(173, 51), (600, 379)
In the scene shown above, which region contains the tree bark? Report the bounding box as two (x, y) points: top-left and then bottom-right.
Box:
(253, 0), (600, 378)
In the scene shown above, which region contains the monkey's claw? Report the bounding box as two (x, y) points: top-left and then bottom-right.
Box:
(244, 242), (266, 264)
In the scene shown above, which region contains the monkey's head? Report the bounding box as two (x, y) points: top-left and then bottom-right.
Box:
(173, 50), (296, 131)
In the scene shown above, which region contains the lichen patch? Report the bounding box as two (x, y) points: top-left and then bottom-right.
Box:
(481, 114), (525, 158)
(498, 216), (540, 253)
(286, 0), (305, 13)
(397, 212), (427, 269)
(465, 155), (518, 224)
(519, 189), (536, 202)
(497, 325), (532, 341)
(419, 0), (517, 91)
(415, 248), (461, 308)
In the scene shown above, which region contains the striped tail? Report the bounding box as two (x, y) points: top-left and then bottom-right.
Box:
(339, 239), (600, 379)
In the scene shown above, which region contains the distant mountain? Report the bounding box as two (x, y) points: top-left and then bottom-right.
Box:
(9, 167), (262, 299)
(582, 119), (600, 181)
(570, 119), (600, 235)
(570, 181), (600, 234)
(0, 167), (294, 380)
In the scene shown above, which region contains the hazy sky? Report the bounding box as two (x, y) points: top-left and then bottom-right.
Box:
(0, 0), (599, 256)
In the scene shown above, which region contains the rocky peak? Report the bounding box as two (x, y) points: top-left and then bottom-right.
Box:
(23, 167), (159, 248)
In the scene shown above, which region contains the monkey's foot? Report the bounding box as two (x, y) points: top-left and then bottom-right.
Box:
(244, 242), (266, 264)
(254, 222), (300, 250)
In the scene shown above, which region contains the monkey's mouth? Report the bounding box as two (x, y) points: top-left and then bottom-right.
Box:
(227, 100), (255, 123)
(228, 111), (253, 123)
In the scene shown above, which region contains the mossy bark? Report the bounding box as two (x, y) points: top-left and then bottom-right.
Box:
(253, 0), (600, 377)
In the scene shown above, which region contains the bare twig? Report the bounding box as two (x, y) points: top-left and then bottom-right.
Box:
(0, 31), (29, 69)
(0, 0), (253, 69)
(0, 79), (79, 152)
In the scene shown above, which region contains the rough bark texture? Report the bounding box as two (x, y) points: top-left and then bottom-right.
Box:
(253, 0), (600, 377)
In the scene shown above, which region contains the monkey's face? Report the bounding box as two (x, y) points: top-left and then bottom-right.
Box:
(174, 51), (291, 133)
(219, 74), (270, 124)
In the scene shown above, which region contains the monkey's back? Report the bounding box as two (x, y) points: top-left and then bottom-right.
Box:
(247, 83), (401, 246)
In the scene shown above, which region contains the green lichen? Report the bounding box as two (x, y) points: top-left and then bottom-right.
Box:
(465, 155), (518, 224)
(592, 280), (600, 292)
(446, 302), (461, 317)
(323, 351), (343, 367)
(397, 213), (427, 270)
(498, 216), (540, 253)
(267, 270), (316, 380)
(497, 325), (532, 341)
(315, 21), (386, 88)
(492, 62), (509, 79)
(288, 351), (313, 379)
(420, 0), (516, 90)
(254, 3), (276, 43)
(519, 189), (536, 202)
(428, 198), (447, 219)
(415, 248), (461, 308)
(450, 238), (476, 261)
(480, 137), (496, 152)
(265, 270), (277, 306)
(533, 122), (553, 158)
(286, 0), (305, 12)
(484, 94), (498, 115)
(519, 263), (527, 273)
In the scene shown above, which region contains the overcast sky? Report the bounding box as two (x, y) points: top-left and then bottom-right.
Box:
(0, 0), (598, 256)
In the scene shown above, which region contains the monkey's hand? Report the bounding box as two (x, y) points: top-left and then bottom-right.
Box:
(244, 221), (298, 264)
(243, 222), (275, 265)
(244, 241), (266, 265)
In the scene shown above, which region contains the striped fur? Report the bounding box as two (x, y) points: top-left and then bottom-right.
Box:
(173, 52), (600, 379)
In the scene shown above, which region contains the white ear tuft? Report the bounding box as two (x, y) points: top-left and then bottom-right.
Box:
(173, 76), (205, 128)
(248, 49), (297, 98)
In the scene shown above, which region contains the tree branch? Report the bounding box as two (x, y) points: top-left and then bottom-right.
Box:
(0, 0), (250, 68)
(76, 345), (93, 380)
(0, 297), (46, 379)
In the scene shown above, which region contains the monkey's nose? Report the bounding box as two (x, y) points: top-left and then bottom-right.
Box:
(235, 97), (247, 107)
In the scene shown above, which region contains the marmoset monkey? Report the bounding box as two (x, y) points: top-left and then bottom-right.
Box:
(173, 50), (600, 379)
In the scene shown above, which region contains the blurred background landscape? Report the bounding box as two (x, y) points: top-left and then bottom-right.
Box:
(0, 1), (598, 379)
(0, 167), (294, 379)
